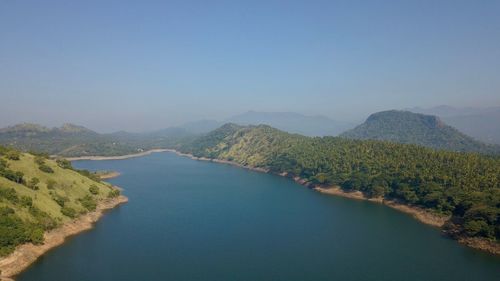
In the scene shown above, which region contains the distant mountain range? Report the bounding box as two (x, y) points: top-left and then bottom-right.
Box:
(407, 105), (500, 144)
(180, 111), (354, 136)
(340, 110), (500, 154)
(2, 109), (499, 157)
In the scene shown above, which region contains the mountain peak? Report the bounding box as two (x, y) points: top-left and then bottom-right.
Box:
(341, 110), (499, 154)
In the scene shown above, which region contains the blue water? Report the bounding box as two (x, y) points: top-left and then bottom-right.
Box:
(17, 152), (500, 281)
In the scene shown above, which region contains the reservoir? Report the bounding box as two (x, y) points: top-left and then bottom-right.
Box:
(17, 152), (500, 281)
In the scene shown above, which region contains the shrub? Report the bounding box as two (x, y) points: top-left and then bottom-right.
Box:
(79, 195), (97, 211)
(51, 194), (69, 207)
(56, 159), (73, 169)
(38, 163), (54, 173)
(5, 150), (20, 160)
(46, 179), (57, 189)
(20, 196), (33, 207)
(28, 177), (40, 190)
(1, 169), (24, 184)
(0, 187), (19, 203)
(34, 156), (45, 165)
(61, 206), (77, 218)
(107, 189), (120, 198)
(89, 184), (99, 195)
(30, 228), (45, 245)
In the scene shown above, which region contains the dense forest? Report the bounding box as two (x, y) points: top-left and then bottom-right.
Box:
(340, 110), (500, 155)
(178, 124), (500, 243)
(0, 146), (121, 256)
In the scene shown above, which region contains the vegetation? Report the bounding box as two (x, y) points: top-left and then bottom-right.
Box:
(178, 124), (500, 243)
(0, 146), (121, 256)
(340, 110), (500, 155)
(0, 123), (192, 157)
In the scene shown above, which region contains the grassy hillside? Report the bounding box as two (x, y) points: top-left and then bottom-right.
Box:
(340, 110), (500, 155)
(0, 146), (121, 256)
(179, 124), (500, 244)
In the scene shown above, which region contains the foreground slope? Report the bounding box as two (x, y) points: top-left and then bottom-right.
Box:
(179, 124), (500, 252)
(340, 110), (500, 154)
(0, 146), (123, 257)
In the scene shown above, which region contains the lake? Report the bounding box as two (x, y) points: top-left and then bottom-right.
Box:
(17, 152), (500, 281)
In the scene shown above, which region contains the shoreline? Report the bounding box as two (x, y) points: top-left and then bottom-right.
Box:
(64, 149), (169, 161)
(313, 186), (449, 228)
(166, 149), (500, 255)
(168, 150), (447, 227)
(97, 171), (121, 180)
(39, 149), (499, 256)
(0, 195), (128, 278)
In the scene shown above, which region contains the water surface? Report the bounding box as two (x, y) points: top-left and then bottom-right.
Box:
(18, 152), (500, 281)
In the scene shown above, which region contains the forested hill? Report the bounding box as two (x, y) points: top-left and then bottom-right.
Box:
(0, 146), (122, 256)
(339, 110), (500, 155)
(178, 123), (500, 244)
(0, 123), (191, 157)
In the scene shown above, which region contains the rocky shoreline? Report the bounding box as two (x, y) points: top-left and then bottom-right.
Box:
(0, 195), (128, 278)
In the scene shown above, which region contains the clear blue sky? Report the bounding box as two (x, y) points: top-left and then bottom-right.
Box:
(1, 0), (499, 132)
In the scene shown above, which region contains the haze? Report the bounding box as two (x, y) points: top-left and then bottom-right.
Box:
(1, 0), (499, 132)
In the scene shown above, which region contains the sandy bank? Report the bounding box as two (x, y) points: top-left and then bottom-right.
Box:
(0, 195), (128, 278)
(64, 149), (169, 161)
(98, 171), (121, 180)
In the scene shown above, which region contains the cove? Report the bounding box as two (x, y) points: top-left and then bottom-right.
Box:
(16, 152), (500, 281)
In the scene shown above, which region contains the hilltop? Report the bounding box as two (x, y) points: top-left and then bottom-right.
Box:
(339, 110), (500, 154)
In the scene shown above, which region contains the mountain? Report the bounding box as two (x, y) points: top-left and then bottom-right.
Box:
(178, 124), (500, 246)
(180, 119), (222, 134)
(0, 146), (123, 256)
(0, 123), (191, 157)
(226, 111), (353, 136)
(339, 110), (500, 154)
(407, 106), (500, 144)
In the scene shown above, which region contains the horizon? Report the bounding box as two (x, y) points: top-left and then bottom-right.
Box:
(2, 1), (500, 132)
(1, 105), (499, 134)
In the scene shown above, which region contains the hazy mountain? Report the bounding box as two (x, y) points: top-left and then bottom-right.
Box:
(407, 106), (500, 144)
(226, 111), (353, 136)
(180, 120), (222, 134)
(340, 110), (500, 154)
(0, 123), (191, 157)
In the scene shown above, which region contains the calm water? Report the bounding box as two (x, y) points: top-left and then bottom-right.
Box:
(17, 152), (500, 281)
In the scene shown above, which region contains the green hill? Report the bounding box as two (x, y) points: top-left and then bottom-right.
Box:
(178, 124), (500, 244)
(0, 146), (121, 256)
(339, 110), (500, 154)
(0, 123), (190, 157)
